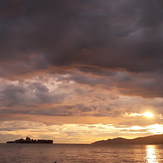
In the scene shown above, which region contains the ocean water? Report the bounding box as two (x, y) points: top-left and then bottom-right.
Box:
(0, 143), (163, 163)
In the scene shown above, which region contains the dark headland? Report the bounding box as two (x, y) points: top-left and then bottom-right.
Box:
(91, 134), (163, 145)
(6, 136), (53, 144)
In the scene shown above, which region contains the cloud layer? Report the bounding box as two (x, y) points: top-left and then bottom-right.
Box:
(1, 0), (163, 72)
(0, 0), (163, 143)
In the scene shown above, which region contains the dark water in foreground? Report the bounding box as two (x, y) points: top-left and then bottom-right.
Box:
(0, 143), (163, 163)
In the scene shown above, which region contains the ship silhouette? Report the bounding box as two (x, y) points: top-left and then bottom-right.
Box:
(7, 136), (53, 144)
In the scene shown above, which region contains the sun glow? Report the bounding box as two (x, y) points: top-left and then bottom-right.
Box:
(125, 112), (154, 118)
(148, 124), (163, 134)
(143, 112), (154, 118)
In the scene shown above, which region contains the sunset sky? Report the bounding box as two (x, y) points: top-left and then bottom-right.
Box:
(0, 0), (163, 144)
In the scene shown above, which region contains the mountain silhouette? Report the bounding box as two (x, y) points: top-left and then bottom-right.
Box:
(91, 134), (163, 145)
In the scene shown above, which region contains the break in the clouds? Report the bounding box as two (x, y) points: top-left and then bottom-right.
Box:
(0, 0), (163, 143)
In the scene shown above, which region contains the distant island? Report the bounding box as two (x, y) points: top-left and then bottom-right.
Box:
(91, 134), (163, 145)
(6, 136), (53, 144)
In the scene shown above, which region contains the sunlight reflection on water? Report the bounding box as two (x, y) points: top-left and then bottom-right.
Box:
(146, 145), (158, 163)
(1, 144), (163, 163)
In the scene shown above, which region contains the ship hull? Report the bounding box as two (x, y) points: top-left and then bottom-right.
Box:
(6, 137), (53, 144)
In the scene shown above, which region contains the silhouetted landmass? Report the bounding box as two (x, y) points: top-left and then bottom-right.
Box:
(91, 134), (163, 145)
(6, 136), (53, 144)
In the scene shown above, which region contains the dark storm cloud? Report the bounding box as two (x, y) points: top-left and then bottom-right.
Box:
(0, 103), (95, 116)
(32, 82), (49, 92)
(0, 82), (65, 107)
(0, 84), (26, 107)
(0, 0), (163, 73)
(55, 71), (163, 98)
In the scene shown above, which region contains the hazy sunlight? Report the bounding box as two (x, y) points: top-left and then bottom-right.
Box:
(143, 112), (154, 118)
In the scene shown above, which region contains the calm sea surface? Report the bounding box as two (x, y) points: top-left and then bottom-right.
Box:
(0, 143), (163, 163)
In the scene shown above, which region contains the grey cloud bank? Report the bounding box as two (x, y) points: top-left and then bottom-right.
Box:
(0, 1), (163, 142)
(0, 0), (163, 73)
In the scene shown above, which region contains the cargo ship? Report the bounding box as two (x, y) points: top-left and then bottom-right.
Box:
(6, 136), (53, 144)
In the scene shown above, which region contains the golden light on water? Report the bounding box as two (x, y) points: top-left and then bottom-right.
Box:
(146, 145), (158, 163)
